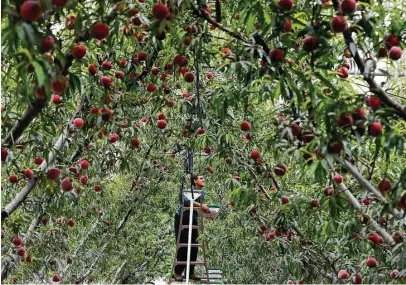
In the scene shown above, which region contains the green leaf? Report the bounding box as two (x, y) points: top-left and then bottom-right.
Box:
(246, 13), (256, 35)
(22, 23), (37, 47)
(280, 77), (288, 100)
(16, 48), (32, 62)
(31, 60), (47, 87)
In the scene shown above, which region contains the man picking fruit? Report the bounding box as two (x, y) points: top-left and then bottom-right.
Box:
(173, 173), (210, 282)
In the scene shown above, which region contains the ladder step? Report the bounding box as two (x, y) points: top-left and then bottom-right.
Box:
(178, 243), (203, 248)
(207, 274), (222, 278)
(201, 279), (222, 284)
(180, 225), (201, 229)
(182, 207), (203, 210)
(175, 261), (206, 265)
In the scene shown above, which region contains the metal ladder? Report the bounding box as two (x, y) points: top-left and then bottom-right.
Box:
(169, 190), (210, 284)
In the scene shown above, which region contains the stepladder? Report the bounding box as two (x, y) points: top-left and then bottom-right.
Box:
(169, 190), (210, 284)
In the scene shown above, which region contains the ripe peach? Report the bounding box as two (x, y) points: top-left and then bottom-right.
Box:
(368, 122), (382, 137)
(390, 270), (399, 279)
(47, 168), (61, 181)
(102, 61), (112, 70)
(91, 22), (109, 40)
(151, 67), (160, 75)
(52, 95), (62, 104)
(184, 72), (195, 82)
(389, 46), (402, 60)
(80, 175), (88, 184)
(274, 164), (287, 176)
(147, 83), (157, 92)
(67, 218), (76, 227)
(11, 236), (23, 246)
(109, 134), (119, 143)
(303, 36), (319, 52)
(337, 66), (349, 78)
(311, 198), (320, 207)
(378, 179), (391, 192)
(337, 113), (353, 128)
(24, 168), (33, 178)
(240, 121), (251, 131)
(338, 270), (349, 280)
(99, 76), (112, 88)
(333, 174), (343, 184)
(72, 44), (86, 59)
(88, 64), (97, 75)
(384, 35), (400, 49)
(52, 274), (61, 282)
(366, 257), (377, 268)
(157, 120), (167, 129)
(352, 108), (366, 120)
(40, 36), (54, 53)
(138, 51), (147, 61)
(353, 273), (362, 284)
(283, 19), (292, 32)
(269, 48), (284, 62)
(251, 150), (260, 160)
(73, 118), (84, 128)
(20, 1), (42, 22)
(340, 0), (357, 14)
(34, 157), (44, 165)
(9, 174), (18, 183)
(60, 177), (73, 192)
(278, 0), (294, 11)
(17, 247), (26, 256)
(152, 3), (169, 20)
(367, 95), (381, 109)
(80, 159), (89, 169)
(331, 16), (347, 33)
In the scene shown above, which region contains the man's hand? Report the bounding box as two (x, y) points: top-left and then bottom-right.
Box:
(201, 203), (211, 213)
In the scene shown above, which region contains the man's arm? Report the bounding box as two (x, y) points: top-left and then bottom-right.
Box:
(184, 197), (210, 212)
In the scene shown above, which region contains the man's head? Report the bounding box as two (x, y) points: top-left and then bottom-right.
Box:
(192, 173), (205, 189)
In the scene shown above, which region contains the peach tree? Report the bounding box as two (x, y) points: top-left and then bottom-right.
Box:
(1, 0), (405, 283)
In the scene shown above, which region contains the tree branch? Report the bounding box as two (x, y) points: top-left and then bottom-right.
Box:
(60, 219), (101, 277)
(1, 215), (40, 280)
(192, 6), (251, 45)
(328, 162), (395, 245)
(333, 5), (406, 120)
(1, 12), (116, 148)
(337, 157), (404, 219)
(1, 98), (46, 147)
(1, 95), (87, 222)
(75, 207), (135, 282)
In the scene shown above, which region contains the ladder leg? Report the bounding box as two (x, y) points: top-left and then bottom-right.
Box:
(185, 201), (194, 285)
(169, 212), (184, 284)
(200, 207), (210, 284)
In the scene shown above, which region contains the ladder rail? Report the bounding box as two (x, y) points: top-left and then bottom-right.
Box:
(185, 196), (195, 284)
(200, 206), (210, 284)
(168, 205), (185, 284)
(169, 190), (210, 284)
